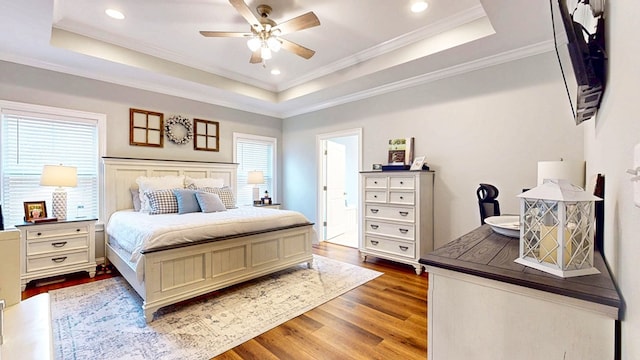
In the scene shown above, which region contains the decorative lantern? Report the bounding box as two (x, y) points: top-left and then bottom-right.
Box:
(515, 179), (602, 278)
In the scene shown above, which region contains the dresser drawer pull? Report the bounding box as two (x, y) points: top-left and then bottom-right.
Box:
(37, 232), (42, 236)
(399, 228), (409, 234)
(399, 211), (409, 216)
(51, 256), (68, 263)
(400, 181), (404, 185)
(370, 208), (379, 214)
(373, 195), (378, 199)
(399, 245), (409, 251)
(370, 240), (379, 245)
(51, 241), (68, 248)
(370, 224), (379, 230)
(373, 180), (378, 184)
(76, 228), (81, 232)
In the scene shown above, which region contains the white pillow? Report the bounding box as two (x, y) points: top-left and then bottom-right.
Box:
(136, 175), (185, 212)
(185, 176), (225, 189)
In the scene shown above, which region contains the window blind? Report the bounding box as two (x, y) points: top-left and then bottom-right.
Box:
(1, 114), (99, 227)
(234, 134), (276, 206)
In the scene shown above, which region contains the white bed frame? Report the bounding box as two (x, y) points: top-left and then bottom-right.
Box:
(102, 157), (314, 322)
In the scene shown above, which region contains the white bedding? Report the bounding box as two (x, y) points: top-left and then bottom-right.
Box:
(106, 207), (315, 282)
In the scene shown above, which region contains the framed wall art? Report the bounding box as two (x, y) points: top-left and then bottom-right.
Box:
(130, 108), (164, 147)
(194, 118), (219, 152)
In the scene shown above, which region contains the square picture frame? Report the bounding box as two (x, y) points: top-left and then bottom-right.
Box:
(410, 156), (426, 171)
(23, 201), (47, 222)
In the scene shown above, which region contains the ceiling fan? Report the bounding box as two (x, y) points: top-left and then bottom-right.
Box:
(200, 0), (320, 64)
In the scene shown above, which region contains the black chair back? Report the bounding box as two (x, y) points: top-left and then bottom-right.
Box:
(0, 205), (4, 230)
(477, 183), (501, 225)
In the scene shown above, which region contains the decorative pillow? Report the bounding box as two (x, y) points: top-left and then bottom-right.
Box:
(195, 192), (227, 213)
(136, 175), (185, 212)
(198, 186), (236, 209)
(145, 189), (179, 215)
(185, 177), (225, 189)
(130, 188), (141, 211)
(173, 189), (201, 214)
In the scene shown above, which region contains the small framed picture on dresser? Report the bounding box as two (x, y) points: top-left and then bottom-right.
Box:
(410, 156), (426, 171)
(23, 201), (47, 222)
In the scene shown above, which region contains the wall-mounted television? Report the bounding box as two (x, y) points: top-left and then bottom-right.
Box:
(554, 0), (606, 125)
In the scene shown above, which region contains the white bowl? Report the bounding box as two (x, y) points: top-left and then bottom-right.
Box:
(484, 215), (520, 238)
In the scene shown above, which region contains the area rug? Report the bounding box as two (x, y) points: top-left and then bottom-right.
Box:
(51, 255), (382, 360)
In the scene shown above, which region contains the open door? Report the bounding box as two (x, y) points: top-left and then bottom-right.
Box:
(324, 140), (347, 240)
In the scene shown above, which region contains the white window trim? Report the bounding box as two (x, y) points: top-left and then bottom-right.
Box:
(0, 100), (107, 226)
(232, 132), (278, 202)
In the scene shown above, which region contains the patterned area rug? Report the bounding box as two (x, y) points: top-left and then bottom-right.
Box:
(51, 255), (382, 360)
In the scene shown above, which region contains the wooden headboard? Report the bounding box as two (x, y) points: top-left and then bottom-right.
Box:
(102, 157), (238, 221)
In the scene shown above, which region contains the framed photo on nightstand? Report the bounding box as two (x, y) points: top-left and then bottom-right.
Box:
(410, 156), (426, 171)
(23, 201), (47, 222)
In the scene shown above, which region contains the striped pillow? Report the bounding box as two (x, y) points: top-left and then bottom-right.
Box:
(145, 189), (179, 215)
(198, 186), (236, 209)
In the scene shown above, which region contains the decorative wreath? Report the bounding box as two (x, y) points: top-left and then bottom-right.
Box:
(165, 115), (193, 145)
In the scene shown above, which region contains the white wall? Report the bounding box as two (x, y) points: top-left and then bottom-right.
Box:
(583, 1), (640, 358)
(283, 52), (584, 248)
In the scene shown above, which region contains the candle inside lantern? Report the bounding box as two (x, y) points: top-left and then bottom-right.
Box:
(539, 224), (572, 267)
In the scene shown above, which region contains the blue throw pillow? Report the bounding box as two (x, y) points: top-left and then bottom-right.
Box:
(173, 189), (201, 214)
(195, 192), (227, 213)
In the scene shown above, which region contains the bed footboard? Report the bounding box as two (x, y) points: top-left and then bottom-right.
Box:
(110, 224), (314, 322)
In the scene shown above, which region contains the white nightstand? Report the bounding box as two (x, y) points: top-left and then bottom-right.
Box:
(253, 203), (281, 209)
(16, 218), (97, 291)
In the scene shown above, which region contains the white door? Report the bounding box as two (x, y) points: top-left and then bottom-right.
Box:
(324, 140), (347, 240)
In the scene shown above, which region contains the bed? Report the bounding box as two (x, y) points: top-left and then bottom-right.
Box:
(102, 157), (315, 322)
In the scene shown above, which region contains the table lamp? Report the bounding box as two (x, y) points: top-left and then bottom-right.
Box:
(40, 164), (77, 220)
(247, 171), (264, 205)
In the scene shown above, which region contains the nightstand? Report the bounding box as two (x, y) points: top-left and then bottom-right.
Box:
(253, 203), (281, 209)
(16, 218), (97, 291)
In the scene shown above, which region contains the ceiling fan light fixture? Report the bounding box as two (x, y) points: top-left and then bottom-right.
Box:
(261, 46), (272, 60)
(410, 1), (429, 13)
(267, 37), (281, 52)
(105, 8), (125, 20)
(247, 37), (261, 51)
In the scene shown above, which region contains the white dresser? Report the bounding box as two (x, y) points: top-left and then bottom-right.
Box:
(16, 219), (97, 290)
(359, 171), (434, 274)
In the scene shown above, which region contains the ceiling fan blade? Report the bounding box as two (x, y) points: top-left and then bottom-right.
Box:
(280, 39), (316, 59)
(199, 31), (252, 38)
(229, 0), (263, 32)
(273, 12), (320, 35)
(249, 49), (262, 63)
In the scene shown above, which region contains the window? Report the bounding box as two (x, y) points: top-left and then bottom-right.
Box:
(0, 101), (105, 227)
(233, 133), (277, 206)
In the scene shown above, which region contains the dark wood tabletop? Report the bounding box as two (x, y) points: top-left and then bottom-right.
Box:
(420, 225), (621, 316)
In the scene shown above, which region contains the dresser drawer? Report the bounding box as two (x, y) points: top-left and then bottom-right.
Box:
(365, 204), (414, 222)
(364, 177), (387, 189)
(365, 190), (387, 203)
(26, 235), (88, 256)
(389, 191), (414, 205)
(25, 224), (89, 240)
(389, 176), (415, 190)
(364, 236), (415, 258)
(26, 250), (89, 272)
(365, 220), (415, 240)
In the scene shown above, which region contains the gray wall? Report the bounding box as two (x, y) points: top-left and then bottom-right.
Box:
(283, 52), (584, 249)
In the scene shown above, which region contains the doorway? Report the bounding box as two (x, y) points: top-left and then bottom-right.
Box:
(317, 129), (362, 248)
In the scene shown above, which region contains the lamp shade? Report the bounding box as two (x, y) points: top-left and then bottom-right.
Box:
(247, 171), (264, 185)
(40, 165), (78, 187)
(537, 160), (585, 188)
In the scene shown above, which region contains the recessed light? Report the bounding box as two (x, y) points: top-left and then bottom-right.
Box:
(105, 9), (125, 20)
(411, 1), (428, 13)
(270, 69), (281, 75)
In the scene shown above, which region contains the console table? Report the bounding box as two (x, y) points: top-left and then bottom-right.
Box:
(420, 225), (621, 360)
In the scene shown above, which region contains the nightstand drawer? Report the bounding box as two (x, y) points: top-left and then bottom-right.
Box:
(389, 191), (414, 205)
(364, 236), (415, 258)
(26, 249), (89, 272)
(365, 220), (415, 240)
(389, 176), (415, 190)
(365, 205), (414, 222)
(26, 235), (88, 256)
(25, 224), (89, 240)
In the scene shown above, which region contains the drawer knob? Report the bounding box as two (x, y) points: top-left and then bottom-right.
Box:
(370, 240), (379, 245)
(37, 232), (42, 236)
(399, 245), (409, 251)
(374, 181), (378, 184)
(373, 195), (378, 198)
(400, 181), (404, 184)
(399, 211), (408, 216)
(370, 209), (379, 214)
(370, 224), (379, 230)
(51, 241), (67, 248)
(399, 196), (404, 200)
(76, 229), (81, 232)
(51, 256), (68, 263)
(399, 228), (409, 234)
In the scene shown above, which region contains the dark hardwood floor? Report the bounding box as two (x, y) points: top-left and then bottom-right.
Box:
(23, 242), (428, 360)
